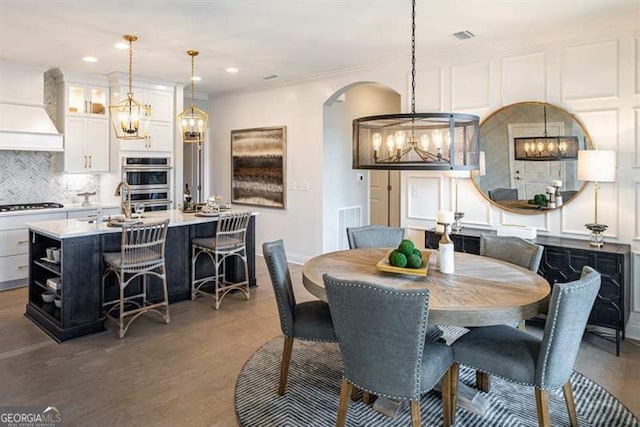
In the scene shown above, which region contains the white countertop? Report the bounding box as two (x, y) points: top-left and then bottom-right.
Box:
(0, 204), (119, 218)
(26, 209), (257, 239)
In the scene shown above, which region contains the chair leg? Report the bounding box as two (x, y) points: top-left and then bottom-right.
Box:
(535, 388), (551, 427)
(336, 377), (351, 427)
(362, 391), (371, 405)
(278, 337), (294, 395)
(563, 382), (578, 427)
(161, 267), (170, 323)
(410, 400), (421, 427)
(450, 363), (459, 424)
(476, 370), (491, 392)
(441, 366), (452, 427)
(350, 386), (358, 401)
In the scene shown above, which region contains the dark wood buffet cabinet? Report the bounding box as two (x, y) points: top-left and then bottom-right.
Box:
(425, 228), (631, 356)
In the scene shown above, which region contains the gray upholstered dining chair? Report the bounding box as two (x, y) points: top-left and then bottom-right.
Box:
(476, 234), (544, 390)
(488, 187), (518, 202)
(480, 234), (544, 273)
(347, 224), (443, 342)
(346, 224), (405, 249)
(324, 274), (455, 427)
(262, 240), (338, 396)
(450, 266), (601, 427)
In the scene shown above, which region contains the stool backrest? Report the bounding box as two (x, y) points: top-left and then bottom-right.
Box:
(215, 212), (251, 251)
(120, 219), (169, 272)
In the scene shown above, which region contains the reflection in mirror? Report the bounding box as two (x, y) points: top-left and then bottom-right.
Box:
(472, 102), (592, 214)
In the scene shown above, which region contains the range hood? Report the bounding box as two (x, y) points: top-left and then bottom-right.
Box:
(0, 60), (63, 151)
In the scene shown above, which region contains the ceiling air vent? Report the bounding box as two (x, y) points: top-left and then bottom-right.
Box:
(453, 31), (475, 40)
(263, 74), (279, 80)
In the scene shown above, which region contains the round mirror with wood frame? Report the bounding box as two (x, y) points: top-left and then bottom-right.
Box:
(472, 102), (593, 215)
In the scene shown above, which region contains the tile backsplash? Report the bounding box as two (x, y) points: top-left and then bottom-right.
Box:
(0, 151), (100, 205)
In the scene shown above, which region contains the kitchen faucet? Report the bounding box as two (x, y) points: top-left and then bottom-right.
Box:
(114, 181), (132, 219)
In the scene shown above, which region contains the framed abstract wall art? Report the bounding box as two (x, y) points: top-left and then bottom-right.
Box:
(231, 126), (286, 208)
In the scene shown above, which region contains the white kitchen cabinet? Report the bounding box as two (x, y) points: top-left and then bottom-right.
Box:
(63, 116), (109, 172)
(0, 211), (66, 290)
(108, 76), (175, 154)
(53, 70), (110, 173)
(111, 86), (174, 123)
(145, 89), (173, 122)
(118, 120), (173, 152)
(64, 84), (108, 118)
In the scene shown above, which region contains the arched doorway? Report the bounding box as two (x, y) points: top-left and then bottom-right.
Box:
(322, 82), (401, 252)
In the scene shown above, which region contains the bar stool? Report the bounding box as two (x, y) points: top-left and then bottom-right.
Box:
(191, 211), (251, 309)
(102, 219), (171, 338)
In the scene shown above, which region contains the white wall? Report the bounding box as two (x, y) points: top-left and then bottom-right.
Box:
(209, 19), (640, 337)
(322, 84), (400, 253)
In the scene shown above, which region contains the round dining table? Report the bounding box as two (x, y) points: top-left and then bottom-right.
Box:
(302, 248), (551, 327)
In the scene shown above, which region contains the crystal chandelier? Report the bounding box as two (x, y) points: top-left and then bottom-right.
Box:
(179, 50), (208, 144)
(353, 0), (480, 171)
(109, 35), (151, 140)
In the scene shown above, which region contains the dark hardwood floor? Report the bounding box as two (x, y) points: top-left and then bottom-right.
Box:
(0, 258), (638, 425)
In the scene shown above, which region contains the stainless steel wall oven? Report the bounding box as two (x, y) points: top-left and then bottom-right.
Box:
(122, 157), (172, 211)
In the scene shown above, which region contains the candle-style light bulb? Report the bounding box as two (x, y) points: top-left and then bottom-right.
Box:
(386, 135), (395, 156)
(372, 133), (382, 150)
(395, 131), (406, 149)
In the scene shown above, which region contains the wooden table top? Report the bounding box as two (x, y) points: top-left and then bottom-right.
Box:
(302, 248), (551, 327)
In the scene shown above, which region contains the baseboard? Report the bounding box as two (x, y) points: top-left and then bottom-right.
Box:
(626, 311), (640, 341)
(0, 279), (27, 291)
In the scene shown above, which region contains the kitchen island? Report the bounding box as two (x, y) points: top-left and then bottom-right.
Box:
(25, 209), (257, 341)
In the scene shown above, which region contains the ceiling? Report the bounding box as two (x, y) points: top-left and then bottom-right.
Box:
(0, 1), (637, 96)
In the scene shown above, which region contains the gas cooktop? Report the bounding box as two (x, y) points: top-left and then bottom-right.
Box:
(0, 202), (64, 213)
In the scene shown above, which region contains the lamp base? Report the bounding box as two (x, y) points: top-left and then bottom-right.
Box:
(452, 212), (464, 232)
(585, 223), (608, 248)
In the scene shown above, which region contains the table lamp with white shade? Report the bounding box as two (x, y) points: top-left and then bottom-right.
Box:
(577, 150), (616, 247)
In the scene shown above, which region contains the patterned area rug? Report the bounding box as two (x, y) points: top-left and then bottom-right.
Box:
(235, 336), (639, 426)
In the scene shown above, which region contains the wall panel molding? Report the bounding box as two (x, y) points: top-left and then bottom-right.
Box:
(499, 210), (550, 232)
(635, 38), (640, 95)
(452, 177), (491, 227)
(406, 175), (443, 221)
(562, 40), (618, 101)
(636, 181), (640, 240)
(414, 67), (443, 112)
(502, 52), (547, 104)
(635, 108), (640, 168)
(451, 61), (491, 111)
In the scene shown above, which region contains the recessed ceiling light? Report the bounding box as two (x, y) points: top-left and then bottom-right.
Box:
(114, 42), (129, 49)
(226, 67), (239, 74)
(82, 56), (98, 63)
(190, 76), (202, 81)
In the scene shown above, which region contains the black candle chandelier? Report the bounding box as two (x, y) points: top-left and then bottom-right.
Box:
(352, 0), (480, 171)
(513, 104), (579, 161)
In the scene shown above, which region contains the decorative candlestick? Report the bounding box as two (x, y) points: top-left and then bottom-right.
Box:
(452, 212), (464, 232)
(437, 220), (455, 274)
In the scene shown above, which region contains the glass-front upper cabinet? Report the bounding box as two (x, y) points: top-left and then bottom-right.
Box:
(66, 84), (107, 117)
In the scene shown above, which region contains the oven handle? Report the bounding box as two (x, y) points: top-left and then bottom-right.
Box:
(140, 201), (172, 207)
(127, 185), (171, 192)
(123, 166), (173, 171)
